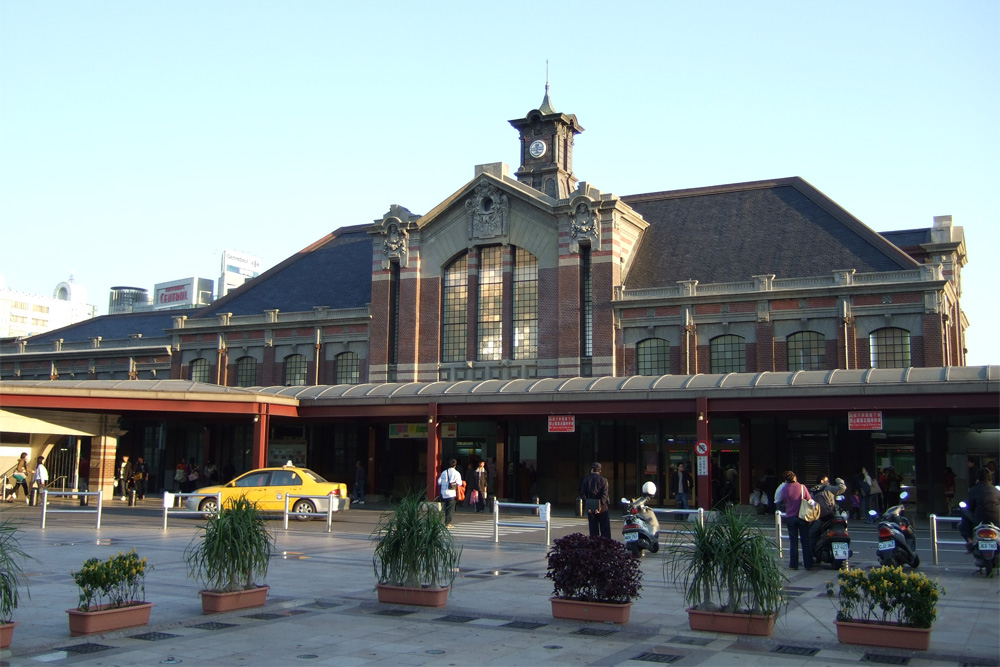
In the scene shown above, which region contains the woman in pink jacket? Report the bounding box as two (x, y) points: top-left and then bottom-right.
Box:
(776, 470), (814, 570)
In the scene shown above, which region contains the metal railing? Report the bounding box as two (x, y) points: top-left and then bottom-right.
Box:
(161, 492), (222, 529)
(493, 501), (551, 545)
(282, 494), (348, 532)
(928, 513), (966, 565)
(40, 490), (103, 529)
(650, 507), (706, 534)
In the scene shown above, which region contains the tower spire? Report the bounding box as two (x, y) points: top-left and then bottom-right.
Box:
(539, 60), (555, 114)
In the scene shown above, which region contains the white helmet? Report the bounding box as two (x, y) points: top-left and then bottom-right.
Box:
(642, 481), (657, 496)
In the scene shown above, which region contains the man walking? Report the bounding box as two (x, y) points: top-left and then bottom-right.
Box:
(117, 455), (133, 501)
(673, 462), (693, 510)
(580, 462), (611, 538)
(133, 456), (148, 500)
(437, 459), (461, 528)
(352, 460), (366, 505)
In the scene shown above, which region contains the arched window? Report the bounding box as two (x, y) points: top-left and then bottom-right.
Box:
(336, 351), (360, 385)
(478, 246), (503, 361)
(787, 331), (826, 371)
(190, 358), (210, 383)
(710, 335), (745, 373)
(284, 354), (307, 386)
(637, 338), (670, 375)
(441, 255), (468, 363)
(512, 248), (538, 360)
(870, 327), (911, 368)
(235, 356), (257, 387)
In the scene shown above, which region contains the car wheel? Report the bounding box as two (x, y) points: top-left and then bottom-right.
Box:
(198, 497), (219, 517)
(293, 499), (315, 521)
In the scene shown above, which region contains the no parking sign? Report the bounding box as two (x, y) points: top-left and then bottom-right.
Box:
(696, 441), (709, 476)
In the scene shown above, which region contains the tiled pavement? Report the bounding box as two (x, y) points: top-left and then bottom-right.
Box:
(0, 501), (997, 666)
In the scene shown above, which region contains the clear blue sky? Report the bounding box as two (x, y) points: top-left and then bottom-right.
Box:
(1, 1), (997, 364)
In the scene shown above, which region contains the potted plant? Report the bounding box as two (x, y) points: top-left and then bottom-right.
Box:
(826, 564), (944, 650)
(68, 548), (153, 636)
(184, 496), (275, 614)
(664, 507), (786, 636)
(372, 492), (462, 607)
(546, 533), (642, 624)
(0, 519), (32, 648)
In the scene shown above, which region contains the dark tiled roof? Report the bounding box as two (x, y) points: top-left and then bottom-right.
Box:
(622, 178), (919, 289)
(880, 228), (931, 248)
(24, 309), (199, 345)
(198, 226), (373, 317)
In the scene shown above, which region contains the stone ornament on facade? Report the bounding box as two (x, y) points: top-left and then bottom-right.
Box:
(570, 199), (601, 251)
(466, 182), (509, 241)
(379, 218), (409, 269)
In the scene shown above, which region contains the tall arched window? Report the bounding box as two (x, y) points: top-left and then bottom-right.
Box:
(637, 338), (670, 375)
(870, 327), (911, 368)
(512, 247), (538, 360)
(190, 358), (210, 383)
(284, 354), (307, 386)
(335, 351), (360, 385)
(442, 255), (468, 362)
(235, 356), (257, 387)
(478, 246), (503, 361)
(710, 335), (746, 373)
(787, 331), (826, 371)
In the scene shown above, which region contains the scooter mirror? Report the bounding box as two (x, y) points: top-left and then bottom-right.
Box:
(959, 501), (968, 509)
(621, 497), (629, 504)
(868, 509), (879, 516)
(899, 491), (909, 501)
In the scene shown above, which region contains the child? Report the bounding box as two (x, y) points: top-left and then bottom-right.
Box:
(849, 488), (862, 520)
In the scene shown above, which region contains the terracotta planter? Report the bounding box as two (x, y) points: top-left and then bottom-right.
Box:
(835, 619), (931, 650)
(200, 586), (269, 614)
(376, 583), (449, 607)
(66, 602), (153, 637)
(550, 597), (632, 625)
(0, 621), (16, 649)
(686, 607), (775, 636)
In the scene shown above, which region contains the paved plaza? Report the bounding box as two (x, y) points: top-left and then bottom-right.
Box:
(0, 500), (997, 666)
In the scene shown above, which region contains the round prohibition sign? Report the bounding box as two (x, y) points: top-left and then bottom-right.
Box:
(695, 441), (708, 455)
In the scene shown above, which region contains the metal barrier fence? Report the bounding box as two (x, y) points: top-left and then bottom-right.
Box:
(650, 507), (706, 534)
(161, 492), (222, 529)
(493, 501), (551, 545)
(282, 494), (348, 532)
(929, 513), (966, 565)
(40, 490), (103, 529)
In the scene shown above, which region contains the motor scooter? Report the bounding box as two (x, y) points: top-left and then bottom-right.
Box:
(958, 500), (999, 577)
(621, 481), (659, 557)
(812, 495), (852, 569)
(870, 491), (920, 568)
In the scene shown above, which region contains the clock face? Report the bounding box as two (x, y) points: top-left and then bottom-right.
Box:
(528, 140), (546, 159)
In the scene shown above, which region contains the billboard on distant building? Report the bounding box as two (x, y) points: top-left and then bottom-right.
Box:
(219, 250), (262, 298)
(152, 277), (214, 310)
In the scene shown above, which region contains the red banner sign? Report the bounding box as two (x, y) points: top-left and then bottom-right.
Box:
(548, 415), (576, 433)
(848, 411), (883, 430)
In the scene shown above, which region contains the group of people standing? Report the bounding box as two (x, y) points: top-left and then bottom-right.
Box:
(4, 452), (48, 504)
(435, 458), (494, 527)
(114, 455), (149, 501)
(172, 457), (220, 493)
(775, 470), (847, 570)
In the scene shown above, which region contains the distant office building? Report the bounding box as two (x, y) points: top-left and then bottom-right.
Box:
(152, 278), (214, 310)
(0, 275), (97, 338)
(218, 250), (262, 298)
(108, 286), (150, 315)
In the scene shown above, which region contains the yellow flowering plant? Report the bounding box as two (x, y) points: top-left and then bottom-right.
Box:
(71, 549), (151, 611)
(825, 565), (943, 628)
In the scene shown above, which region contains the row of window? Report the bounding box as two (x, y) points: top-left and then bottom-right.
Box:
(189, 352), (361, 387)
(637, 328), (912, 375)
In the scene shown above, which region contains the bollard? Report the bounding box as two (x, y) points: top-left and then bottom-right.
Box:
(128, 488), (136, 506)
(576, 497), (583, 517)
(29, 487), (37, 506)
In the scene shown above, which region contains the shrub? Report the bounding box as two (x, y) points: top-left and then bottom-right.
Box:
(546, 533), (642, 604)
(372, 493), (461, 589)
(826, 565), (944, 628)
(0, 519), (32, 622)
(72, 549), (150, 611)
(185, 496), (274, 592)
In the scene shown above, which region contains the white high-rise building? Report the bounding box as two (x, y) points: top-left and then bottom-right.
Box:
(0, 275), (98, 338)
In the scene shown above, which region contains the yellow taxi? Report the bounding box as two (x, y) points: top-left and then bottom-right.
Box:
(185, 465), (349, 519)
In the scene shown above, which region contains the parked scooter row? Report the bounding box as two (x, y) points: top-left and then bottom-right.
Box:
(621, 482), (660, 557)
(871, 491), (920, 568)
(959, 499), (999, 577)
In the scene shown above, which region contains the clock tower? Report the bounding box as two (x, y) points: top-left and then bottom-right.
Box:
(509, 84), (583, 199)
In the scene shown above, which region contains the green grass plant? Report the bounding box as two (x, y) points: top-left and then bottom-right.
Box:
(185, 496), (274, 592)
(372, 492), (461, 589)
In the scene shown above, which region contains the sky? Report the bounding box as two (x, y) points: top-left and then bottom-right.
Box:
(1, 1), (997, 365)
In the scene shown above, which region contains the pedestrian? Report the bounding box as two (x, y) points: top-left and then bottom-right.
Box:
(672, 462), (693, 510)
(8, 452), (30, 503)
(77, 456), (90, 506)
(885, 466), (902, 508)
(809, 474), (846, 544)
(959, 469), (1000, 550)
(471, 460), (488, 513)
(174, 457), (187, 492)
(32, 455), (49, 506)
(943, 466), (956, 514)
(580, 461), (611, 539)
(775, 470), (814, 570)
(204, 459), (218, 484)
(464, 462), (476, 508)
(185, 460), (201, 492)
(133, 456), (148, 500)
(352, 460), (366, 505)
(117, 455), (133, 501)
(867, 470), (883, 518)
(437, 459), (461, 528)
(848, 488), (862, 520)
